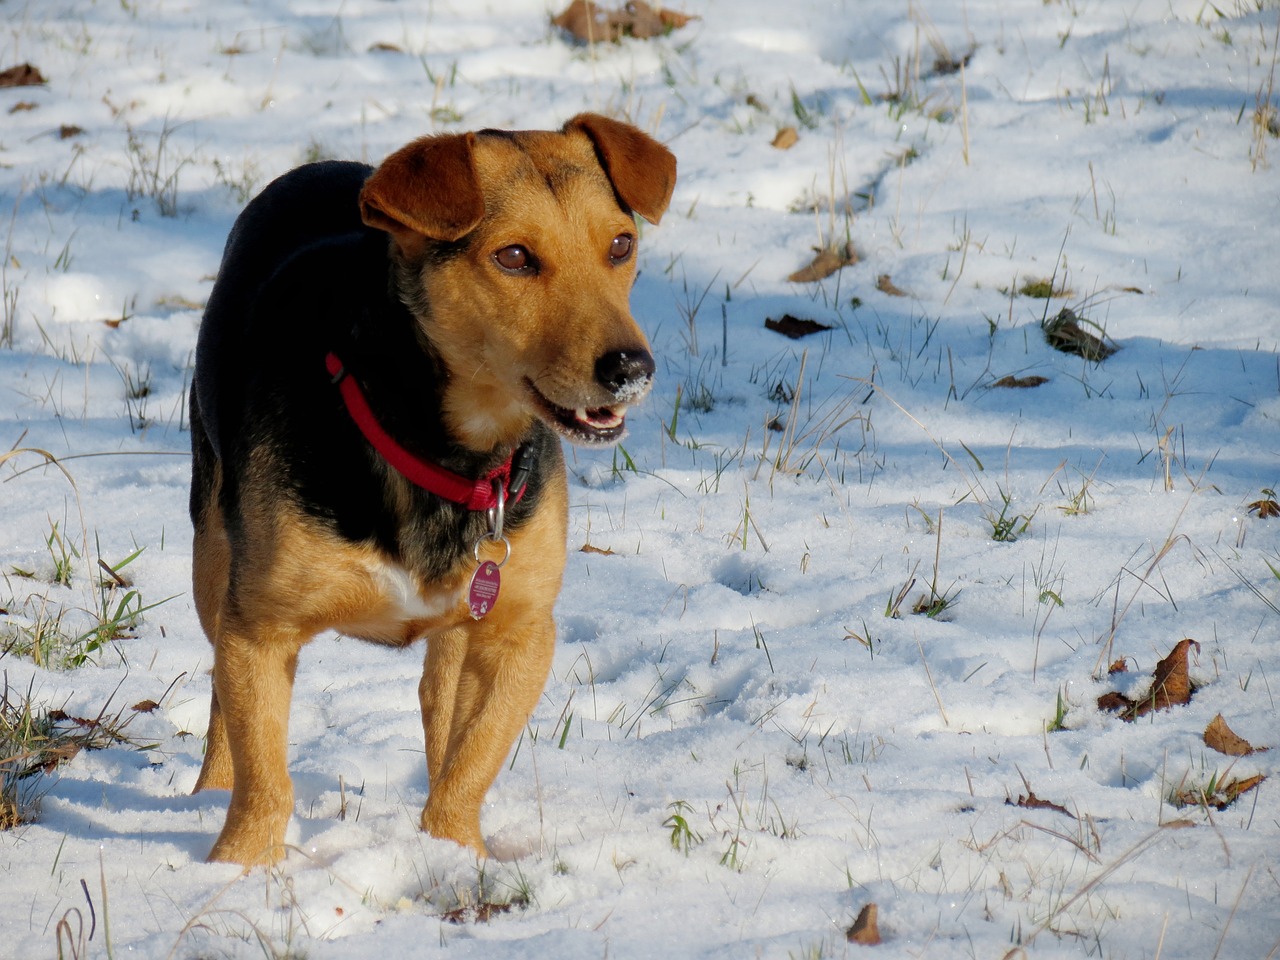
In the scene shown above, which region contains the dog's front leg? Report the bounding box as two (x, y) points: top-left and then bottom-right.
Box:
(419, 614), (555, 855)
(204, 627), (302, 865)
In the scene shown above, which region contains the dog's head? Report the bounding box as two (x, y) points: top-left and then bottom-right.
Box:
(359, 114), (676, 451)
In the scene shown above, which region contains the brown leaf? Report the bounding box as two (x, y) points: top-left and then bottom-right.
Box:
(580, 543), (616, 556)
(1043, 307), (1117, 361)
(1140, 638), (1199, 715)
(131, 699), (161, 714)
(0, 63), (46, 87)
(1107, 657), (1132, 675)
(1174, 774), (1266, 811)
(765, 314), (832, 339)
(992, 374), (1050, 389)
(1101, 639), (1201, 721)
(8, 101), (38, 114)
(442, 900), (513, 924)
(1008, 790), (1075, 818)
(1247, 498), (1280, 518)
(58, 124), (84, 139)
(788, 243), (857, 282)
(552, 1), (695, 43)
(875, 274), (907, 297)
(1204, 714), (1266, 757)
(846, 903), (881, 945)
(771, 126), (799, 149)
(1097, 690), (1133, 714)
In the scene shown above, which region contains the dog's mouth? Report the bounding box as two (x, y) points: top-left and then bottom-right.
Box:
(525, 380), (629, 445)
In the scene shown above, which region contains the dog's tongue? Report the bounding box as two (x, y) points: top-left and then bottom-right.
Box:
(576, 405), (626, 430)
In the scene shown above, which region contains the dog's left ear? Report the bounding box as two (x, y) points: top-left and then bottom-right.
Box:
(566, 113), (677, 225)
(360, 132), (485, 259)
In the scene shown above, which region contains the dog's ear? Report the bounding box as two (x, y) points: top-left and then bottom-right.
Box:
(360, 133), (484, 257)
(566, 113), (677, 225)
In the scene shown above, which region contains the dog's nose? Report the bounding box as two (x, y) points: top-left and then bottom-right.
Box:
(596, 349), (655, 395)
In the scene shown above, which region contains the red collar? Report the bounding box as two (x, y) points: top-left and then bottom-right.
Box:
(326, 352), (524, 511)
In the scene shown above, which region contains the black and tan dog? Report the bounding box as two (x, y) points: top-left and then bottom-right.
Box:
(189, 114), (675, 865)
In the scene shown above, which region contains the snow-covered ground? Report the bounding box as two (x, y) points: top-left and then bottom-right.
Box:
(2, 1), (1278, 957)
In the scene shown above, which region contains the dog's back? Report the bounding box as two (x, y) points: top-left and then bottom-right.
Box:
(194, 161), (373, 463)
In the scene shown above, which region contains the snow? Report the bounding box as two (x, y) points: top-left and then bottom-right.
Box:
(2, 0), (1279, 957)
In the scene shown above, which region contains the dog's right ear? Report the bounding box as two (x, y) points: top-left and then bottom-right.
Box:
(360, 133), (484, 259)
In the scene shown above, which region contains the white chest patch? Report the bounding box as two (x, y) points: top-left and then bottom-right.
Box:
(366, 559), (452, 622)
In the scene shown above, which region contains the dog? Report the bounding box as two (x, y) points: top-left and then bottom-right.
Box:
(188, 114), (676, 865)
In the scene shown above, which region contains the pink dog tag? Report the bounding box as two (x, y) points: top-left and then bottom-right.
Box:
(468, 560), (501, 619)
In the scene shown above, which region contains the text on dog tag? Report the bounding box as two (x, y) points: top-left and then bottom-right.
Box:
(468, 560), (501, 619)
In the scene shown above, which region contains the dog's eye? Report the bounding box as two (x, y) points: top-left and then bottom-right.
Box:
(493, 245), (534, 275)
(609, 234), (634, 264)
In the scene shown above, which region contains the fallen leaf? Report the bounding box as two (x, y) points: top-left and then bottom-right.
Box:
(1247, 498), (1280, 518)
(8, 101), (38, 114)
(1098, 638), (1200, 721)
(788, 242), (857, 282)
(1204, 714), (1266, 757)
(552, 0), (695, 43)
(1173, 774), (1266, 811)
(1107, 657), (1131, 674)
(580, 543), (616, 556)
(1008, 790), (1074, 818)
(771, 126), (799, 149)
(1140, 638), (1199, 715)
(846, 903), (881, 945)
(875, 274), (907, 297)
(1096, 691), (1132, 713)
(368, 41), (404, 53)
(442, 900), (515, 924)
(58, 124), (84, 139)
(131, 699), (160, 713)
(0, 63), (46, 87)
(1043, 307), (1117, 361)
(991, 374), (1049, 388)
(765, 314), (832, 339)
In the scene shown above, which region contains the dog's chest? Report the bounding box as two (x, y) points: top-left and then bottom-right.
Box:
(337, 556), (461, 644)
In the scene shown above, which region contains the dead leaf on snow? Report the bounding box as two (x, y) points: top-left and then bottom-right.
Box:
(552, 1), (696, 43)
(765, 314), (832, 339)
(788, 242), (857, 282)
(1204, 714), (1267, 757)
(875, 274), (907, 297)
(131, 699), (161, 714)
(1043, 307), (1117, 361)
(771, 126), (799, 149)
(991, 374), (1049, 388)
(1107, 657), (1131, 675)
(1007, 790), (1075, 818)
(1173, 773), (1266, 811)
(580, 543), (617, 556)
(1246, 498), (1280, 518)
(0, 63), (46, 87)
(846, 903), (881, 945)
(8, 101), (38, 114)
(1097, 638), (1200, 721)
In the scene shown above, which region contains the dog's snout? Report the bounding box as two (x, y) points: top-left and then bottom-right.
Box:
(596, 349), (655, 396)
